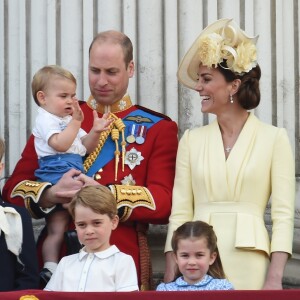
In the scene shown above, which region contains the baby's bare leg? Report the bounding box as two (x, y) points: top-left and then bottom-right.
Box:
(42, 209), (70, 263)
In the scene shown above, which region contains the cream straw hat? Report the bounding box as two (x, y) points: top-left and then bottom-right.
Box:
(177, 18), (259, 89)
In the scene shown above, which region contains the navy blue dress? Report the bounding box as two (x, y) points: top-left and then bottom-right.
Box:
(0, 196), (39, 291)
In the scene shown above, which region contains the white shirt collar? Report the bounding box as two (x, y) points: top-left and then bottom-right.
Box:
(78, 245), (120, 260)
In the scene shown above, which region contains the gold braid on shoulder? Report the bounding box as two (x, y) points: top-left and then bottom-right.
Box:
(83, 112), (126, 180)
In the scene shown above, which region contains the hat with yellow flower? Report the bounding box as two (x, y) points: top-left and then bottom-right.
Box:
(177, 18), (259, 89)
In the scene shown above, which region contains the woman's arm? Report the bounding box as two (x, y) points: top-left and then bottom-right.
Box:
(263, 252), (289, 289)
(163, 251), (177, 283)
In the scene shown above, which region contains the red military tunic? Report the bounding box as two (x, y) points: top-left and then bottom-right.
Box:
(3, 95), (178, 290)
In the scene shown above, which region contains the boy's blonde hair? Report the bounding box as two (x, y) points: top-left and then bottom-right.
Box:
(31, 65), (76, 105)
(68, 185), (117, 220)
(0, 137), (4, 161)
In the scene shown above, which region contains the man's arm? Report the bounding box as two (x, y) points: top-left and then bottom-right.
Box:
(3, 135), (38, 207)
(2, 135), (83, 218)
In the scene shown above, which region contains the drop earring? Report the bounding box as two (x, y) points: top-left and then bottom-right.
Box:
(230, 95), (234, 104)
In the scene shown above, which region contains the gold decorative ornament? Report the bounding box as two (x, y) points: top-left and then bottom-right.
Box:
(11, 180), (52, 203)
(87, 94), (133, 114)
(83, 113), (126, 181)
(19, 295), (39, 300)
(109, 184), (155, 222)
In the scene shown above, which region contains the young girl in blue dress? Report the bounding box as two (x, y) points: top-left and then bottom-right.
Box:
(157, 221), (233, 291)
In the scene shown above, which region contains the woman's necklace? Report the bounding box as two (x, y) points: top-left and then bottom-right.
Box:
(220, 112), (250, 156)
(225, 146), (232, 153)
(222, 131), (240, 155)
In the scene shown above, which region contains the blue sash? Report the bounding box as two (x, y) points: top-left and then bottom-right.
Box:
(86, 109), (163, 177)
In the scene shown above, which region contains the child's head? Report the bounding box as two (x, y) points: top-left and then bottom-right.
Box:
(0, 137), (4, 174)
(171, 221), (226, 284)
(32, 65), (77, 117)
(68, 185), (119, 253)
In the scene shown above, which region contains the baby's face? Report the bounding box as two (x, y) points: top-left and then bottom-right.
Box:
(38, 77), (77, 118)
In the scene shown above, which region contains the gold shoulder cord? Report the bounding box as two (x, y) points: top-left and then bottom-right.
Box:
(83, 112), (126, 180)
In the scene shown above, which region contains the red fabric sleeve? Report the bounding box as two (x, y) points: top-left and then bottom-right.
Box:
(2, 135), (38, 207)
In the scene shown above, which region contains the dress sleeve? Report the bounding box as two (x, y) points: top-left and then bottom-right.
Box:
(164, 129), (194, 252)
(270, 128), (295, 255)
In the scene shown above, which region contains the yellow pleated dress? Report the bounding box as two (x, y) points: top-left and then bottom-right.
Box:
(165, 113), (295, 289)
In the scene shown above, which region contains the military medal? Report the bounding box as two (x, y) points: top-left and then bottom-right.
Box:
(125, 147), (144, 170)
(126, 124), (136, 143)
(136, 125), (146, 144)
(121, 174), (136, 185)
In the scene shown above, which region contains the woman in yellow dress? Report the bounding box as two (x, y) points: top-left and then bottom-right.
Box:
(164, 18), (295, 290)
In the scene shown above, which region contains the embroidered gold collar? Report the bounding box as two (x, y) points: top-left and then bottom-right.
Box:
(86, 94), (133, 114)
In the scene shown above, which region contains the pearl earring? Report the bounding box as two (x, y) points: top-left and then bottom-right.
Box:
(230, 95), (234, 103)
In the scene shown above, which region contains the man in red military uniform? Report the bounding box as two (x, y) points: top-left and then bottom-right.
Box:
(3, 30), (178, 290)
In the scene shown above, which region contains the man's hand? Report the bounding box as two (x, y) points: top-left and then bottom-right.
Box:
(39, 169), (84, 208)
(75, 173), (101, 187)
(55, 172), (100, 199)
(61, 174), (100, 209)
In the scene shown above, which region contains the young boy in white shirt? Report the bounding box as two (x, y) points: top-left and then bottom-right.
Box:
(44, 184), (139, 292)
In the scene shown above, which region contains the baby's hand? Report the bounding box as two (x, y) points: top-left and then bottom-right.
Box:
(92, 111), (114, 133)
(72, 98), (84, 122)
